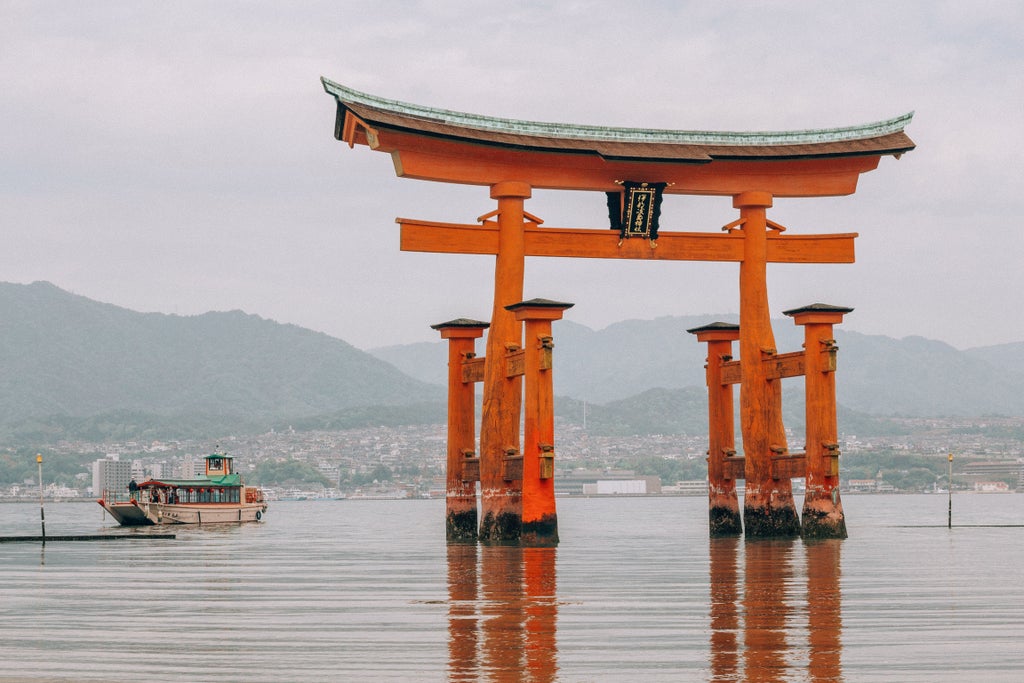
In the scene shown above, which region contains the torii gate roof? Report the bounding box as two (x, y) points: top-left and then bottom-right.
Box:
(322, 78), (914, 197)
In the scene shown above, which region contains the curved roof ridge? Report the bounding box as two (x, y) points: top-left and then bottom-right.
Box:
(322, 77), (913, 147)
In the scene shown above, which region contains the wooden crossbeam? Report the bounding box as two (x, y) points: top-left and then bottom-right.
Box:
(398, 218), (856, 263)
(461, 356), (485, 383)
(718, 347), (838, 385)
(720, 350), (805, 384)
(723, 456), (746, 480)
(721, 452), (809, 480)
(460, 350), (540, 383)
(506, 349), (525, 378)
(772, 453), (807, 480)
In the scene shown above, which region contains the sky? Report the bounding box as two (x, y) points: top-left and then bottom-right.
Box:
(2, 1), (1023, 350)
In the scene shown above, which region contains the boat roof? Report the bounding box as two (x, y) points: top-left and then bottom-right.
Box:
(140, 474), (242, 488)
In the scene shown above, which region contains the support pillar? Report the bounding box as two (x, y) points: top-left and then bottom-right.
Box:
(508, 298), (573, 547)
(479, 181), (530, 543)
(785, 304), (851, 539)
(734, 191), (800, 537)
(688, 322), (743, 536)
(432, 318), (488, 542)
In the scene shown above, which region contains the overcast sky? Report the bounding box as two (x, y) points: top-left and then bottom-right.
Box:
(2, 1), (1022, 350)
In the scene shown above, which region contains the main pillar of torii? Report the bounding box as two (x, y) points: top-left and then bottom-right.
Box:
(322, 79), (914, 540)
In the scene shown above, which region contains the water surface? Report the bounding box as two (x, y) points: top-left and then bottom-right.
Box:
(2, 494), (1023, 681)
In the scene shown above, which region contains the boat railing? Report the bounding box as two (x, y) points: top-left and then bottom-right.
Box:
(101, 488), (137, 504)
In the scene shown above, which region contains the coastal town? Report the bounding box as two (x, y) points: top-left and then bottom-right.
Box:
(3, 415), (1023, 503)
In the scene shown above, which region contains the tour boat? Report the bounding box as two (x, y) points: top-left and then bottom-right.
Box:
(97, 452), (268, 526)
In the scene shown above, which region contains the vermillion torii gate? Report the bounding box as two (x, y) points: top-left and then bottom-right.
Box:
(322, 79), (914, 543)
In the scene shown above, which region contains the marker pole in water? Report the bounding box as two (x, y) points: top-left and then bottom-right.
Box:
(947, 453), (953, 529)
(37, 454), (46, 546)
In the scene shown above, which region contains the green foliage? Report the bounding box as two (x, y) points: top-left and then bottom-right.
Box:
(250, 458), (331, 487)
(0, 410), (268, 445)
(555, 388), (918, 439)
(556, 387), (709, 436)
(0, 447), (97, 488)
(841, 450), (959, 491)
(276, 402), (446, 431)
(617, 454), (707, 484)
(352, 464), (394, 486)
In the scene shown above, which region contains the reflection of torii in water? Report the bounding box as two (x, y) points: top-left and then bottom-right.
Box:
(322, 79), (914, 543)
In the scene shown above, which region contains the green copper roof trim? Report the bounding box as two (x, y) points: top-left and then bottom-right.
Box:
(322, 78), (913, 147)
(140, 474), (242, 488)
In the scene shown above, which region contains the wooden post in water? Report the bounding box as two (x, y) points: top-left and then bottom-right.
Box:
(432, 318), (489, 542)
(734, 192), (800, 538)
(478, 181), (530, 543)
(688, 323), (743, 536)
(948, 453), (953, 529)
(508, 298), (573, 547)
(786, 304), (851, 539)
(36, 454), (45, 546)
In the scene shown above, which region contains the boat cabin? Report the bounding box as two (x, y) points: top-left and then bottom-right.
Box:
(133, 453), (260, 505)
(205, 453), (233, 477)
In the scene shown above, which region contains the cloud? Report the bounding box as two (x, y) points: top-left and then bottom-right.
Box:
(1, 1), (1022, 350)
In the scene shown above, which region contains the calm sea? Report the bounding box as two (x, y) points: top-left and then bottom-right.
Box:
(2, 494), (1023, 682)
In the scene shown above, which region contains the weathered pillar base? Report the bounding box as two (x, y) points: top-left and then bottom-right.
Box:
(446, 508), (478, 543)
(479, 509), (521, 545)
(710, 505), (743, 537)
(801, 496), (848, 540)
(521, 514), (559, 548)
(743, 489), (801, 538)
(709, 487), (742, 536)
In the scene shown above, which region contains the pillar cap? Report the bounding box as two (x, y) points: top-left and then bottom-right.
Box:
(490, 181), (532, 199)
(430, 318), (490, 330)
(506, 298), (574, 322)
(733, 190), (773, 209)
(783, 303), (853, 316)
(686, 321), (739, 334)
(505, 298), (574, 312)
(686, 321), (740, 342)
(784, 303), (853, 324)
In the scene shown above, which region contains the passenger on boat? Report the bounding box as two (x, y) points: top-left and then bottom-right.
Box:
(128, 479), (138, 501)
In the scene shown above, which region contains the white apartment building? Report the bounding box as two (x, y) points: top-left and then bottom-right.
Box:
(92, 455), (132, 498)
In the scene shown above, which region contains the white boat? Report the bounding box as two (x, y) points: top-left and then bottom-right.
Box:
(98, 452), (267, 526)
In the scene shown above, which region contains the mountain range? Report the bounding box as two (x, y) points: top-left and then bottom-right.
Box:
(0, 281), (441, 438)
(370, 317), (1024, 417)
(0, 281), (1020, 444)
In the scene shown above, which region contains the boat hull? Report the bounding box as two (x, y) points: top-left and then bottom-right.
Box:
(98, 499), (267, 526)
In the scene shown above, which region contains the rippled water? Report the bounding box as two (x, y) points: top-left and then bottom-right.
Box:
(2, 494), (1023, 681)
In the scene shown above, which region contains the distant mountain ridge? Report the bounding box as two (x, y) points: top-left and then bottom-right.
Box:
(0, 281), (441, 426)
(371, 315), (1024, 417)
(2, 280), (1021, 447)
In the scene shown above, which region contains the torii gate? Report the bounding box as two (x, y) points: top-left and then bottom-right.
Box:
(322, 79), (914, 544)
